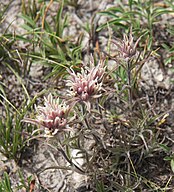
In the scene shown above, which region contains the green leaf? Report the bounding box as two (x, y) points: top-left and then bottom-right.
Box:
(159, 143), (170, 152)
(20, 24), (35, 31)
(98, 11), (120, 18)
(128, 0), (134, 9)
(20, 14), (36, 28)
(96, 18), (127, 32)
(3, 172), (13, 192)
(56, 0), (64, 37)
(164, 156), (172, 161)
(96, 180), (105, 192)
(170, 159), (174, 173)
(104, 7), (124, 13)
(152, 8), (174, 19)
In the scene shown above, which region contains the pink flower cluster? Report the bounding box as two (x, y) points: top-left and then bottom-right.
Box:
(24, 93), (70, 136)
(112, 29), (141, 60)
(66, 59), (105, 111)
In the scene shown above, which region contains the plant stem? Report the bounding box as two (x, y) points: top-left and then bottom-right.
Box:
(127, 60), (133, 111)
(81, 104), (106, 149)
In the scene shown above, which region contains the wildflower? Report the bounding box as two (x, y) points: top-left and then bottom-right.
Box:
(112, 28), (141, 60)
(66, 58), (105, 111)
(24, 93), (71, 136)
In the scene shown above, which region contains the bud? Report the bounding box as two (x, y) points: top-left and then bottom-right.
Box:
(112, 29), (141, 60)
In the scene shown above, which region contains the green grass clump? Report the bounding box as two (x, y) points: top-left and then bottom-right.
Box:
(20, 0), (82, 80)
(0, 81), (36, 162)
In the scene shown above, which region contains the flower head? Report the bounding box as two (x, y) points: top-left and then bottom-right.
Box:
(66, 58), (105, 111)
(112, 29), (141, 60)
(24, 93), (71, 136)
